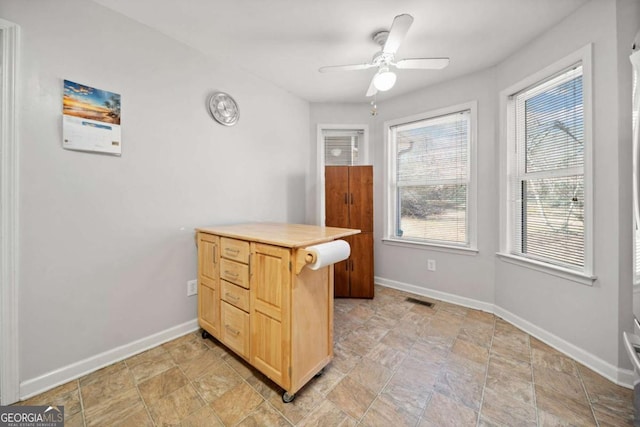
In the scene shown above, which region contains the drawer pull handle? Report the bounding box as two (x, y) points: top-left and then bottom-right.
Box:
(225, 248), (240, 255)
(224, 270), (239, 278)
(225, 325), (240, 336)
(225, 292), (239, 301)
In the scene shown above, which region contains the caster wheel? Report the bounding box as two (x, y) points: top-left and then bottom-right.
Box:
(314, 368), (325, 378)
(201, 330), (210, 339)
(282, 392), (295, 403)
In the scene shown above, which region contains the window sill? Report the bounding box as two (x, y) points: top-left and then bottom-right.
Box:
(382, 238), (478, 256)
(496, 252), (596, 286)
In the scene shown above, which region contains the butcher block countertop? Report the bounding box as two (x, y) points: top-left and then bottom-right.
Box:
(195, 222), (360, 248)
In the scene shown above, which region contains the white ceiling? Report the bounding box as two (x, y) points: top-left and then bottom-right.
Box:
(92, 0), (589, 103)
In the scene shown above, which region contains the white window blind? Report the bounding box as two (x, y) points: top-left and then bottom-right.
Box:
(323, 129), (362, 166)
(391, 110), (471, 245)
(511, 64), (585, 269)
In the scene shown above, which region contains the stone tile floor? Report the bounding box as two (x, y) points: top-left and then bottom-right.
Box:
(16, 285), (634, 426)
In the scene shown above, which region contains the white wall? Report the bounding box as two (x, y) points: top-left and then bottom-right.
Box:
(309, 0), (640, 380)
(1, 0), (310, 388)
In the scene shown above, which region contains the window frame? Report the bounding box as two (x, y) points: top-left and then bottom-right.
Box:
(498, 44), (596, 285)
(633, 50), (640, 286)
(316, 124), (369, 226)
(635, 226), (640, 285)
(383, 101), (478, 253)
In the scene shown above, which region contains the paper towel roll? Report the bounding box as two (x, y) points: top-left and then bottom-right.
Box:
(305, 240), (351, 270)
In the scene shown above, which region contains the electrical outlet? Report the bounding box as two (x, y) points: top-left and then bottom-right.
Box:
(187, 279), (198, 296)
(427, 259), (436, 272)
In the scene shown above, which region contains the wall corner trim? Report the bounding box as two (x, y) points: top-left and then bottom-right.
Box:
(0, 18), (21, 406)
(19, 319), (199, 400)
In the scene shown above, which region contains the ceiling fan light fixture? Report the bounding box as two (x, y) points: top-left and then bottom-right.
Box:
(373, 67), (396, 91)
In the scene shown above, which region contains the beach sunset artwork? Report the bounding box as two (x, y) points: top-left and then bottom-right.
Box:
(63, 80), (121, 124)
(62, 80), (122, 155)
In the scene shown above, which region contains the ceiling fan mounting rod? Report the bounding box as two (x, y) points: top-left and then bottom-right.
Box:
(372, 30), (389, 47)
(372, 51), (394, 67)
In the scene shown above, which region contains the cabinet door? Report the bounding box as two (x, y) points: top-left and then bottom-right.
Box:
(325, 166), (349, 228)
(349, 232), (374, 298)
(198, 233), (220, 337)
(333, 236), (351, 297)
(348, 166), (373, 232)
(199, 282), (219, 337)
(250, 243), (291, 388)
(199, 233), (219, 282)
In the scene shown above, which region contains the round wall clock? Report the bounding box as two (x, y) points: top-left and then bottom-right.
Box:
(208, 92), (239, 126)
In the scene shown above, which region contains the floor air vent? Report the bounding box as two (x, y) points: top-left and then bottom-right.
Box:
(405, 297), (434, 308)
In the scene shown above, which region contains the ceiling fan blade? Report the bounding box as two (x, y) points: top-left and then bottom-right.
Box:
(366, 76), (377, 97)
(395, 57), (450, 70)
(319, 63), (375, 73)
(383, 14), (414, 54)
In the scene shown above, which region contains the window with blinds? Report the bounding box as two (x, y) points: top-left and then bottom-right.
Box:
(323, 129), (363, 166)
(510, 64), (585, 269)
(390, 109), (471, 246)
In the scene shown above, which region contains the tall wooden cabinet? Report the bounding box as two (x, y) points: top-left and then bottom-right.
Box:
(325, 166), (374, 298)
(196, 223), (359, 402)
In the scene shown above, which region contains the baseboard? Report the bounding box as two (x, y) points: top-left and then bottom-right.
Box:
(375, 276), (495, 313)
(493, 306), (633, 389)
(375, 276), (634, 389)
(19, 319), (199, 400)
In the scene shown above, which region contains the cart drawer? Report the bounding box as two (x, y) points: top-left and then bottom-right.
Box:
(221, 280), (249, 312)
(221, 301), (250, 359)
(220, 258), (249, 288)
(220, 237), (250, 264)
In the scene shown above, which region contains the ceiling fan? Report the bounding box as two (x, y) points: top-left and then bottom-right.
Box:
(319, 14), (449, 97)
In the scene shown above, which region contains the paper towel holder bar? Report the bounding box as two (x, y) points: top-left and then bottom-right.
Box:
(295, 249), (318, 274)
(294, 239), (351, 274)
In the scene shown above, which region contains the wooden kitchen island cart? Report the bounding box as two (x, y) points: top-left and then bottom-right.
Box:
(195, 222), (360, 402)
